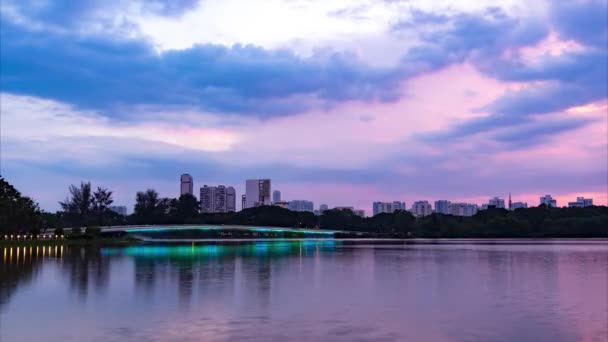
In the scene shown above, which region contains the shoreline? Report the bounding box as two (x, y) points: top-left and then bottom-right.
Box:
(2, 236), (608, 247)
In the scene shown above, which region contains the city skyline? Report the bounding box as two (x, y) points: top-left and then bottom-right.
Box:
(1, 0), (606, 213)
(143, 174), (600, 217)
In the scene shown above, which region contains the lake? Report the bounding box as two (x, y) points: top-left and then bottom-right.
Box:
(1, 240), (607, 341)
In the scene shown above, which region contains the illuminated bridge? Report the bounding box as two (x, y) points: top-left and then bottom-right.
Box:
(97, 225), (361, 241)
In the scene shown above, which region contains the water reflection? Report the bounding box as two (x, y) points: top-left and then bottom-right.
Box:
(1, 242), (607, 341)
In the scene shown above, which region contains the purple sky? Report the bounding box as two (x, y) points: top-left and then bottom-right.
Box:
(1, 0), (607, 214)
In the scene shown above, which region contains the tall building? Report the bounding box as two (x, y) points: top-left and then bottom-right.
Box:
(244, 179), (271, 209)
(241, 195), (246, 211)
(568, 197), (593, 208)
(540, 194), (557, 207)
(447, 203), (478, 216)
(410, 201), (433, 217)
(226, 187), (236, 212)
(319, 204), (329, 214)
(288, 200), (314, 212)
(393, 201), (407, 211)
(434, 200), (450, 215)
(488, 197), (506, 209)
(200, 185), (214, 213)
(109, 205), (127, 216)
(180, 174), (193, 196)
(200, 185), (236, 213)
(272, 190), (281, 203)
(373, 201), (407, 216)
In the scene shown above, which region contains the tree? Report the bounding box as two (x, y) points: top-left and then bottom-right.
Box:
(92, 187), (113, 226)
(172, 194), (200, 222)
(59, 182), (94, 226)
(0, 176), (41, 234)
(133, 189), (169, 224)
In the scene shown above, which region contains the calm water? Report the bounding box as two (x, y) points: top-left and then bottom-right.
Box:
(1, 241), (607, 342)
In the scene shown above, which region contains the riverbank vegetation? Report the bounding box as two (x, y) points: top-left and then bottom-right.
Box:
(2, 177), (607, 239)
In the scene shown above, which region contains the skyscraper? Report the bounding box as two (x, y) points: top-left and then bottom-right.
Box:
(447, 203), (478, 216)
(272, 190), (281, 203)
(288, 200), (314, 212)
(488, 197), (506, 209)
(226, 187), (236, 212)
(319, 204), (328, 214)
(244, 179), (271, 209)
(410, 201), (433, 217)
(200, 185), (236, 213)
(180, 174), (193, 196)
(568, 197), (592, 208)
(434, 200), (450, 215)
(372, 201), (406, 216)
(200, 185), (215, 213)
(540, 194), (557, 207)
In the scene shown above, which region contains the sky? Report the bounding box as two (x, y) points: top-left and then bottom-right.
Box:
(0, 0), (607, 214)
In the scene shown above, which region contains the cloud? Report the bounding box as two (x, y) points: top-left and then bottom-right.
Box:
(491, 116), (596, 148)
(406, 2), (607, 144)
(1, 19), (405, 118)
(550, 0), (608, 48)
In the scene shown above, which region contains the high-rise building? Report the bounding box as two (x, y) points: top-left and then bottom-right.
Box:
(241, 195), (246, 211)
(434, 200), (450, 215)
(272, 190), (281, 203)
(447, 203), (478, 216)
(200, 185), (236, 213)
(540, 194), (557, 207)
(488, 197), (506, 209)
(200, 185), (215, 213)
(180, 174), (193, 196)
(568, 197), (593, 208)
(319, 204), (329, 214)
(373, 201), (407, 216)
(410, 201), (433, 217)
(226, 187), (236, 212)
(288, 200), (314, 212)
(393, 201), (407, 211)
(244, 179), (271, 209)
(109, 205), (127, 216)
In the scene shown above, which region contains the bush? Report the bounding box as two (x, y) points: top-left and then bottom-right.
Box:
(54, 227), (64, 236)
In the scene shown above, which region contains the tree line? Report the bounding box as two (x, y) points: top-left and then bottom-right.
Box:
(1, 177), (607, 238)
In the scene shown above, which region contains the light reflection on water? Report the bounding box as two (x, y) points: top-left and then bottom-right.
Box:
(1, 241), (607, 342)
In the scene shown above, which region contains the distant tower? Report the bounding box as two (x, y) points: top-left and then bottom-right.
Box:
(273, 190), (281, 203)
(508, 193), (512, 211)
(180, 174), (193, 196)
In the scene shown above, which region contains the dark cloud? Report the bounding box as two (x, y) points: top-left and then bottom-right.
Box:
(1, 21), (403, 118)
(550, 0), (608, 48)
(491, 117), (596, 148)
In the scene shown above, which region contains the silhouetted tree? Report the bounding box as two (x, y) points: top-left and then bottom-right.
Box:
(0, 176), (41, 234)
(93, 187), (114, 226)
